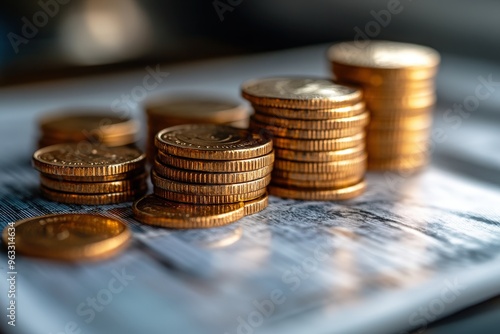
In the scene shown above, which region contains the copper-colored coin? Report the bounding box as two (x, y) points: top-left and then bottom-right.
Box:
(369, 107), (434, 120)
(335, 76), (436, 91)
(365, 93), (436, 110)
(269, 180), (366, 201)
(52, 168), (146, 182)
(272, 174), (363, 188)
(367, 141), (429, 158)
(366, 128), (431, 143)
(362, 87), (436, 100)
(132, 195), (244, 229)
(241, 77), (362, 109)
(274, 154), (367, 173)
(41, 186), (146, 205)
(249, 119), (364, 139)
(272, 133), (365, 151)
(152, 171), (271, 195)
(155, 124), (272, 160)
(368, 113), (433, 131)
(252, 102), (365, 120)
(252, 111), (369, 130)
(274, 144), (365, 162)
(38, 134), (137, 149)
(244, 193), (269, 216)
(368, 152), (429, 171)
(154, 186), (267, 205)
(40, 172), (147, 194)
(154, 159), (272, 184)
(272, 167), (365, 182)
(157, 150), (274, 172)
(1, 214), (130, 260)
(33, 144), (146, 177)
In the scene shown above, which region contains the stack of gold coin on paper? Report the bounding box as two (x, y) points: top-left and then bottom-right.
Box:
(243, 77), (368, 201)
(32, 144), (147, 205)
(133, 124), (273, 229)
(37, 111), (139, 148)
(328, 41), (440, 171)
(144, 96), (249, 161)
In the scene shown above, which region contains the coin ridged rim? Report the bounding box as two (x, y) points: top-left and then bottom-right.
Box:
(252, 102), (365, 120)
(369, 112), (433, 128)
(332, 62), (439, 83)
(272, 167), (365, 181)
(274, 144), (365, 162)
(244, 193), (269, 216)
(274, 154), (367, 173)
(33, 144), (146, 177)
(132, 195), (245, 229)
(335, 76), (437, 90)
(269, 180), (366, 201)
(272, 133), (365, 151)
(272, 174), (363, 188)
(154, 159), (273, 184)
(47, 168), (147, 182)
(152, 171), (271, 195)
(1, 213), (131, 261)
(249, 120), (364, 140)
(41, 186), (146, 205)
(367, 141), (429, 157)
(252, 112), (369, 130)
(365, 94), (436, 110)
(157, 150), (275, 172)
(154, 187), (267, 204)
(155, 124), (273, 161)
(368, 152), (429, 171)
(369, 107), (434, 120)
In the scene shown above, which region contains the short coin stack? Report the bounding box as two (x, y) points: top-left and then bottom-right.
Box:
(33, 144), (147, 205)
(328, 41), (440, 172)
(243, 77), (368, 201)
(38, 111), (139, 148)
(133, 124), (273, 229)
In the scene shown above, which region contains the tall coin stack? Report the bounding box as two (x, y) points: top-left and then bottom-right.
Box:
(328, 41), (440, 171)
(134, 124), (273, 229)
(243, 77), (369, 201)
(33, 144), (147, 205)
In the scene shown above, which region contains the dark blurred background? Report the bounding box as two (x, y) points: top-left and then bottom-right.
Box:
(1, 0), (499, 85)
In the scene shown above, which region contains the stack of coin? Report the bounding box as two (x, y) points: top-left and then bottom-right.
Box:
(144, 95), (249, 161)
(38, 111), (139, 148)
(243, 77), (368, 201)
(133, 124), (273, 229)
(32, 144), (147, 205)
(328, 41), (440, 171)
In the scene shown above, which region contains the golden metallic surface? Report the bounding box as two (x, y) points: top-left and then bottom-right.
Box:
(2, 214), (130, 261)
(368, 107), (434, 119)
(154, 186), (267, 205)
(155, 124), (272, 160)
(132, 195), (245, 229)
(366, 128), (431, 143)
(252, 102), (365, 120)
(364, 93), (436, 110)
(157, 150), (275, 172)
(367, 141), (429, 157)
(269, 180), (366, 201)
(367, 113), (433, 131)
(272, 174), (363, 188)
(249, 119), (364, 139)
(52, 168), (146, 182)
(252, 111), (369, 130)
(33, 144), (146, 177)
(362, 86), (435, 100)
(272, 167), (365, 182)
(38, 134), (137, 148)
(271, 133), (365, 151)
(241, 78), (362, 109)
(40, 172), (147, 194)
(41, 186), (146, 205)
(154, 159), (273, 184)
(274, 154), (367, 173)
(152, 171), (271, 195)
(368, 153), (429, 171)
(244, 193), (269, 216)
(274, 144), (365, 162)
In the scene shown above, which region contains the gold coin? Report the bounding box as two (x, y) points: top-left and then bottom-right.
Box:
(157, 150), (274, 172)
(272, 133), (365, 151)
(272, 174), (363, 188)
(369, 107), (434, 120)
(155, 124), (272, 160)
(368, 152), (429, 171)
(366, 128), (431, 143)
(365, 93), (436, 110)
(269, 180), (366, 201)
(335, 77), (436, 91)
(154, 186), (267, 204)
(252, 111), (369, 130)
(241, 78), (362, 109)
(274, 154), (367, 173)
(132, 195), (244, 229)
(272, 167), (365, 181)
(252, 102), (365, 120)
(274, 144), (365, 162)
(244, 193), (269, 216)
(40, 172), (147, 194)
(362, 87), (436, 100)
(33, 144), (146, 177)
(38, 134), (137, 148)
(2, 214), (130, 260)
(367, 141), (429, 157)
(152, 171), (271, 195)
(368, 113), (433, 131)
(249, 119), (364, 139)
(41, 186), (146, 205)
(51, 168), (146, 183)
(154, 159), (272, 184)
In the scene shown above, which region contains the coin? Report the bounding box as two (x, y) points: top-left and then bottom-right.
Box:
(269, 180), (366, 201)
(271, 133), (365, 151)
(252, 111), (369, 130)
(132, 195), (245, 229)
(152, 171), (271, 195)
(274, 154), (367, 173)
(366, 128), (431, 143)
(41, 186), (146, 205)
(157, 150), (274, 172)
(2, 214), (130, 260)
(155, 124), (272, 160)
(364, 93), (436, 110)
(368, 113), (433, 131)
(368, 153), (429, 171)
(241, 78), (362, 109)
(272, 167), (365, 181)
(252, 102), (365, 120)
(272, 174), (362, 188)
(367, 141), (429, 157)
(50, 168), (146, 182)
(249, 119), (364, 139)
(244, 193), (269, 216)
(154, 187), (267, 205)
(154, 159), (273, 184)
(33, 144), (146, 177)
(274, 144), (365, 162)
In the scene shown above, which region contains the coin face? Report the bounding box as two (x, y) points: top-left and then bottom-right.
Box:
(2, 214), (130, 260)
(242, 78), (362, 109)
(155, 124), (272, 160)
(269, 180), (366, 201)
